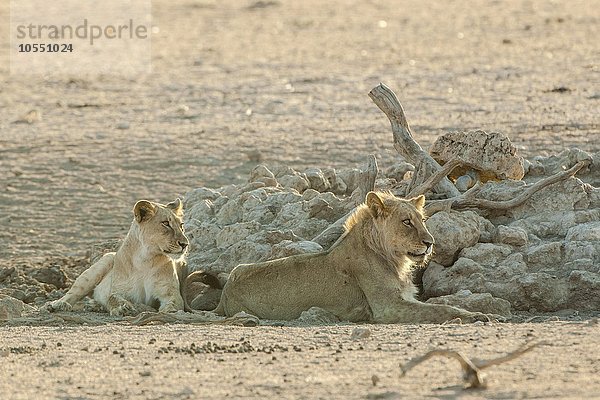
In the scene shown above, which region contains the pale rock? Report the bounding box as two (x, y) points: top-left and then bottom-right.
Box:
(216, 222), (261, 249)
(307, 197), (335, 221)
(495, 225), (528, 247)
(565, 221), (600, 242)
(249, 165), (275, 182)
(336, 168), (361, 194)
(270, 164), (297, 178)
(459, 243), (513, 267)
(526, 242), (562, 270)
(301, 189), (320, 201)
(0, 295), (36, 320)
(278, 174), (309, 193)
(429, 130), (525, 181)
(426, 211), (483, 266)
(567, 271), (600, 310)
(215, 198), (243, 225)
(304, 168), (331, 192)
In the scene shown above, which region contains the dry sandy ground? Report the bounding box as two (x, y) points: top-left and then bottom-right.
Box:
(1, 322), (599, 399)
(0, 0), (599, 398)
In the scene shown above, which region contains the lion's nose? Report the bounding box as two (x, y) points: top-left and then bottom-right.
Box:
(423, 239), (434, 249)
(179, 241), (188, 250)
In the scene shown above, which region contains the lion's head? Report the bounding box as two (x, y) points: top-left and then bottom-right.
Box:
(346, 191), (435, 266)
(132, 198), (189, 259)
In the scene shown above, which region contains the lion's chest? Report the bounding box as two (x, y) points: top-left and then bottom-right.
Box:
(110, 257), (174, 306)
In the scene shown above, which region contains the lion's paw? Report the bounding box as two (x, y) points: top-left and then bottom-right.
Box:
(42, 300), (72, 313)
(158, 302), (181, 313)
(461, 312), (507, 323)
(109, 301), (136, 317)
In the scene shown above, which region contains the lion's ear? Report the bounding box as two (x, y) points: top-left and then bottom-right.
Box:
(166, 198), (184, 216)
(366, 191), (386, 218)
(410, 195), (426, 210)
(133, 200), (156, 223)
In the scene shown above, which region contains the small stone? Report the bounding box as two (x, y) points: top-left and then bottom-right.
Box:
(116, 122), (130, 130)
(30, 267), (68, 289)
(350, 327), (371, 340)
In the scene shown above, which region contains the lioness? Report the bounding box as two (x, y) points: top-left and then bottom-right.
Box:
(214, 191), (491, 323)
(45, 199), (189, 316)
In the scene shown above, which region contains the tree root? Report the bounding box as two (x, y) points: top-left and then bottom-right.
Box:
(425, 160), (590, 215)
(400, 342), (544, 389)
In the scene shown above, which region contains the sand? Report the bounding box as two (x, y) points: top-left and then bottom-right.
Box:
(0, 0), (599, 398)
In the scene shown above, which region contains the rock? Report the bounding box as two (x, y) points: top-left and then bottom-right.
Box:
(495, 225), (528, 247)
(249, 165), (275, 182)
(297, 307), (340, 324)
(459, 243), (513, 267)
(567, 271), (600, 310)
(215, 198), (243, 225)
(336, 168), (361, 194)
(29, 267), (68, 289)
(0, 295), (36, 320)
(322, 168), (347, 195)
(270, 240), (323, 259)
(350, 327), (372, 340)
(306, 197), (335, 221)
(565, 221), (600, 242)
(429, 130), (525, 181)
(304, 168), (331, 192)
(216, 222), (261, 249)
(278, 174), (309, 193)
(526, 242), (563, 270)
(426, 211), (483, 266)
(426, 292), (512, 317)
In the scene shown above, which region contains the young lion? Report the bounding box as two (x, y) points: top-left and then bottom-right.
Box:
(44, 199), (189, 316)
(213, 191), (493, 324)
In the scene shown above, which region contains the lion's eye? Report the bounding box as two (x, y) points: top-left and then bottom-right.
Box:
(403, 219), (412, 226)
(162, 221), (170, 228)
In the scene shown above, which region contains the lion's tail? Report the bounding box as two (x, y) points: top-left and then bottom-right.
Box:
(181, 270), (223, 312)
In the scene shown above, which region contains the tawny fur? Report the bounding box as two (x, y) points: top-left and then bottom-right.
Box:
(44, 199), (189, 317)
(214, 191), (490, 323)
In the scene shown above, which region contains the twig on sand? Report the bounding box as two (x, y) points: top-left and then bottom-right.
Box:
(400, 342), (544, 389)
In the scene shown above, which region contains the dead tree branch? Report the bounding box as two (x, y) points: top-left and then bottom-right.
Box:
(425, 160), (590, 215)
(369, 83), (459, 197)
(400, 342), (543, 389)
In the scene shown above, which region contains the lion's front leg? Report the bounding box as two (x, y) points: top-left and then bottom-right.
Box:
(107, 293), (136, 317)
(44, 253), (115, 312)
(149, 272), (184, 313)
(374, 300), (492, 324)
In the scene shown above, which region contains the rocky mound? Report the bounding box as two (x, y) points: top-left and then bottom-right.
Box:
(183, 148), (600, 316)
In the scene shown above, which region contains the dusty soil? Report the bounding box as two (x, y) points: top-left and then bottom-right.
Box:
(0, 0), (599, 398)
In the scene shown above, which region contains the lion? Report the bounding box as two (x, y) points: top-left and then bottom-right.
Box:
(44, 199), (189, 316)
(211, 191), (492, 324)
